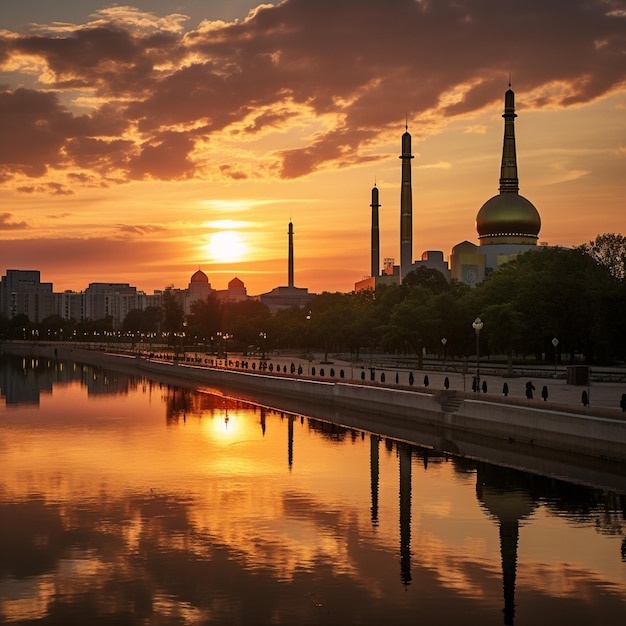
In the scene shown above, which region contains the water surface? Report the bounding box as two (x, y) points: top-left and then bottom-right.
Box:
(0, 355), (624, 625)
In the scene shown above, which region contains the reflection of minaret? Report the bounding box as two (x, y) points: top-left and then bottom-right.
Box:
(399, 124), (414, 279)
(260, 406), (266, 436)
(370, 435), (380, 526)
(370, 184), (380, 278)
(399, 442), (412, 586)
(476, 464), (538, 625)
(288, 221), (294, 288)
(287, 414), (294, 470)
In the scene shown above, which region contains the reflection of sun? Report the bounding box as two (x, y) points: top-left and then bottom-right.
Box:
(208, 231), (247, 263)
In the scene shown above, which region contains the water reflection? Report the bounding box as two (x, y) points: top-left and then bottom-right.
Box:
(0, 355), (135, 405)
(0, 354), (624, 625)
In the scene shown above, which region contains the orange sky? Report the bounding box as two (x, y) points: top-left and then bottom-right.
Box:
(0, 0), (624, 296)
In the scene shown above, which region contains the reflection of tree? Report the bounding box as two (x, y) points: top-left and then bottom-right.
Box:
(307, 418), (349, 442)
(162, 385), (256, 424)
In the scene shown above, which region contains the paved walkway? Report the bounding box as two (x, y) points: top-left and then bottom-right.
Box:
(182, 350), (626, 414)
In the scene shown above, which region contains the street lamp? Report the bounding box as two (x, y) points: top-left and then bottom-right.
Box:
(259, 331), (267, 360)
(552, 337), (559, 377)
(472, 317), (483, 392)
(441, 337), (447, 367)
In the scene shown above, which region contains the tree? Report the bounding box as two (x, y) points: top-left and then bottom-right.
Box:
(579, 233), (626, 280)
(121, 307), (162, 334)
(402, 267), (449, 295)
(161, 289), (185, 339)
(476, 247), (617, 362)
(188, 294), (221, 342)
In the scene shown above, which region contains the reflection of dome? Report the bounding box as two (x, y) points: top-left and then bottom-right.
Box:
(191, 269), (209, 283)
(476, 193), (541, 245)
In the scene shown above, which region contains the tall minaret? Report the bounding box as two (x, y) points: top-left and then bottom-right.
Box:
(475, 84), (541, 246)
(288, 221), (294, 288)
(399, 123), (414, 279)
(370, 184), (380, 278)
(499, 84), (519, 194)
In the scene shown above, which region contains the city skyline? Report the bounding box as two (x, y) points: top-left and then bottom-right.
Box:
(1, 0), (624, 295)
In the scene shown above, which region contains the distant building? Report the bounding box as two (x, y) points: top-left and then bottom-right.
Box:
(260, 221), (315, 312)
(55, 290), (85, 322)
(410, 251), (451, 282)
(184, 269), (213, 314)
(216, 277), (248, 304)
(84, 283), (139, 328)
(0, 269), (55, 323)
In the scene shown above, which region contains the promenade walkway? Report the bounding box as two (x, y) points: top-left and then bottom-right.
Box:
(191, 351), (626, 414)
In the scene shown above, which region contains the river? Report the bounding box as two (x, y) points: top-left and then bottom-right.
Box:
(0, 354), (624, 625)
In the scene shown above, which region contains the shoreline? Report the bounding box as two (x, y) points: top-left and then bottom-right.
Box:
(3, 341), (626, 489)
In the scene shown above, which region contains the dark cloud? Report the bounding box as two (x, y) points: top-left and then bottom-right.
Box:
(0, 212), (29, 230)
(117, 224), (167, 235)
(0, 0), (624, 188)
(16, 182), (74, 195)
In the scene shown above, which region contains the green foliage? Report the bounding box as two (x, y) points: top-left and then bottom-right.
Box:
(188, 294), (221, 341)
(579, 233), (626, 280)
(161, 289), (185, 336)
(121, 307), (162, 334)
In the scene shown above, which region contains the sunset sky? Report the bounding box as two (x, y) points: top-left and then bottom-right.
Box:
(1, 0), (624, 296)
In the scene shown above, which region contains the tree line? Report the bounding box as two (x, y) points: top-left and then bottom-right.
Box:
(2, 234), (624, 366)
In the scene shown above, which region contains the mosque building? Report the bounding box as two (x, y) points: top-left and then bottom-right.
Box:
(451, 85), (542, 286)
(184, 269), (248, 314)
(356, 85), (543, 291)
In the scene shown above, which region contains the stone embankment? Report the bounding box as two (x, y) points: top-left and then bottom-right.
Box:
(5, 341), (626, 472)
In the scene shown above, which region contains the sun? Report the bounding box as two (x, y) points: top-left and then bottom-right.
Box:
(208, 231), (247, 263)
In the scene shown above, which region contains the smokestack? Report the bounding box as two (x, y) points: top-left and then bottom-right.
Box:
(288, 221), (294, 288)
(371, 184), (380, 278)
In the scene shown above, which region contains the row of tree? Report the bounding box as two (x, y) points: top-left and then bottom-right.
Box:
(2, 234), (625, 365)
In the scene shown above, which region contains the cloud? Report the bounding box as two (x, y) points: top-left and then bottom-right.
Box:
(0, 213), (29, 230)
(0, 0), (624, 190)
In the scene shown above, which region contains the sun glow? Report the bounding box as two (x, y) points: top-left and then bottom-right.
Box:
(207, 231), (247, 263)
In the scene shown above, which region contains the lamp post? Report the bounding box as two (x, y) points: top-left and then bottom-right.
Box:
(441, 337), (447, 367)
(552, 337), (559, 378)
(259, 331), (267, 360)
(472, 317), (483, 392)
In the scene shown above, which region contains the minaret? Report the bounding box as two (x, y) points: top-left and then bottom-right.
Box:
(370, 184), (380, 278)
(288, 221), (294, 288)
(399, 123), (414, 279)
(499, 84), (519, 194)
(475, 85), (541, 246)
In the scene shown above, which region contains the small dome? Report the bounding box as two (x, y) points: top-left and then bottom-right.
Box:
(229, 277), (244, 288)
(476, 193), (541, 245)
(191, 269), (209, 283)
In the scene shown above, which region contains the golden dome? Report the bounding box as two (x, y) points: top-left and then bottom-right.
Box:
(476, 193), (541, 245)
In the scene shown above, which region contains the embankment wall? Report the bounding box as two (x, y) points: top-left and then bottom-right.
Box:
(5, 342), (626, 464)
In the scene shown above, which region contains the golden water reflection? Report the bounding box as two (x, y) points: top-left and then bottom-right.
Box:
(0, 357), (624, 625)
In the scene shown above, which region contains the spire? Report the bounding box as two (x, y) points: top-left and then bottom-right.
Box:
(499, 85), (519, 194)
(371, 182), (380, 278)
